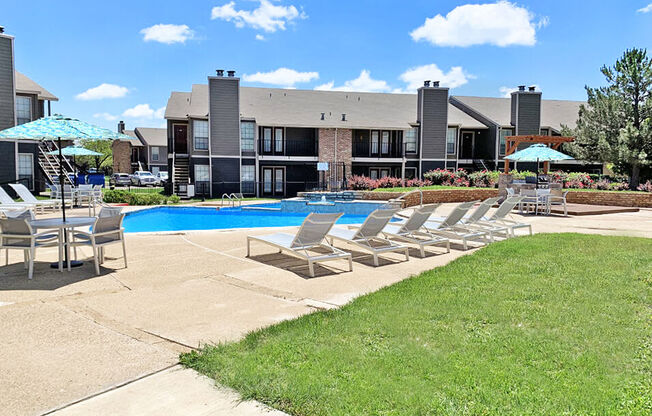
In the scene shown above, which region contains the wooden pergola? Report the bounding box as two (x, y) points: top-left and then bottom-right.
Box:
(504, 135), (574, 173)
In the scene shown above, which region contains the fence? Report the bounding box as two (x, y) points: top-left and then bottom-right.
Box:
(189, 180), (347, 199)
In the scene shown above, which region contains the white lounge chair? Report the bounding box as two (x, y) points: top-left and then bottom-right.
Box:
(69, 212), (128, 275)
(0, 213), (63, 279)
(423, 202), (490, 250)
(458, 197), (511, 240)
(9, 183), (60, 212)
(380, 204), (450, 257)
(476, 196), (532, 237)
(247, 213), (352, 277)
(328, 209), (410, 266)
(0, 186), (38, 212)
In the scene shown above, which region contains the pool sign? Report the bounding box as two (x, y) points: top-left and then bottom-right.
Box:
(317, 162), (329, 171)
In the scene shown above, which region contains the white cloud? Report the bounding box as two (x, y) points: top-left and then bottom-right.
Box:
(537, 16), (550, 28)
(410, 1), (543, 47)
(255, 34), (266, 41)
(211, 0), (306, 33)
(122, 104), (166, 120)
(498, 85), (540, 98)
(76, 83), (129, 100)
(243, 67), (318, 87)
(140, 24), (194, 44)
(314, 70), (391, 93)
(637, 3), (652, 13)
(93, 112), (118, 121)
(399, 64), (472, 91)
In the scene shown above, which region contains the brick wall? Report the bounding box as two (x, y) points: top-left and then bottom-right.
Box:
(566, 190), (652, 208)
(112, 140), (132, 174)
(363, 188), (651, 208)
(318, 128), (353, 182)
(364, 189), (500, 207)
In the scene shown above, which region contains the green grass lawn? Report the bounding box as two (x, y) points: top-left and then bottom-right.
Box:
(182, 234), (651, 415)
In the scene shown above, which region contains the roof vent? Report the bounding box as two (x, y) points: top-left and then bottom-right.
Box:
(227, 70), (236, 77)
(518, 85), (526, 91)
(528, 85), (536, 92)
(0, 26), (4, 34)
(424, 80), (431, 87)
(320, 112), (325, 120)
(216, 69), (224, 77)
(433, 81), (440, 87)
(341, 113), (346, 122)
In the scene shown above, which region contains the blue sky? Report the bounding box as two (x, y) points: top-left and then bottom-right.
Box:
(4, 0), (652, 129)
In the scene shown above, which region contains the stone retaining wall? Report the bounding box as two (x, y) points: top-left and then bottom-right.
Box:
(363, 188), (651, 208)
(566, 190), (652, 208)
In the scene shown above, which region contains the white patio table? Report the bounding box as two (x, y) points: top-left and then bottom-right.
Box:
(29, 217), (96, 270)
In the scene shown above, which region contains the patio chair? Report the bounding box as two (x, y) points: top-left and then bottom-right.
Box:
(47, 184), (74, 208)
(247, 213), (352, 277)
(519, 189), (549, 215)
(380, 204), (450, 257)
(476, 196), (532, 237)
(328, 209), (409, 266)
(423, 202), (490, 250)
(69, 212), (127, 275)
(0, 214), (62, 279)
(548, 189), (569, 216)
(9, 183), (60, 212)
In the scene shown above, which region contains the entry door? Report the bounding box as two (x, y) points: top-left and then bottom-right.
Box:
(461, 131), (474, 159)
(174, 125), (188, 154)
(262, 167), (285, 196)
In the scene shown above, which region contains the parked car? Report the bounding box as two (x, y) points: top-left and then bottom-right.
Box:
(130, 171), (158, 186)
(156, 171), (169, 185)
(110, 173), (131, 187)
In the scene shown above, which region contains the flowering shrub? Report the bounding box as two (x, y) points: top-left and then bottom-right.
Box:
(404, 178), (433, 188)
(564, 172), (594, 189)
(423, 168), (468, 186)
(468, 170), (499, 188)
(610, 181), (630, 191)
(637, 181), (652, 192)
(595, 179), (611, 190)
(375, 176), (403, 189)
(348, 175), (376, 190)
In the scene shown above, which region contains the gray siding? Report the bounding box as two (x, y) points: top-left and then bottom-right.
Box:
(418, 88), (448, 159)
(208, 77), (240, 156)
(211, 157), (240, 195)
(0, 36), (15, 130)
(516, 93), (541, 135)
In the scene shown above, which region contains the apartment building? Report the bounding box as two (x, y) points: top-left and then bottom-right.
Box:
(0, 27), (58, 192)
(112, 121), (168, 174)
(164, 70), (589, 198)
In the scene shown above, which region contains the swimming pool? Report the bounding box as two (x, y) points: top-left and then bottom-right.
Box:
(122, 205), (375, 233)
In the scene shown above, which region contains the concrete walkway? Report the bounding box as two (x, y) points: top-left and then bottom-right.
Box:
(0, 205), (650, 415)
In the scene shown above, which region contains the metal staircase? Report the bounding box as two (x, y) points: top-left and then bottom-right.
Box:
(38, 140), (74, 185)
(173, 156), (190, 198)
(472, 159), (496, 171)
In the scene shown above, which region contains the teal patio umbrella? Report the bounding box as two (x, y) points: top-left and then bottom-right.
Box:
(47, 145), (103, 186)
(505, 143), (574, 187)
(0, 115), (132, 268)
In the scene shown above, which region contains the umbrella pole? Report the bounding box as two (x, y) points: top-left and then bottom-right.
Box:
(58, 137), (66, 222)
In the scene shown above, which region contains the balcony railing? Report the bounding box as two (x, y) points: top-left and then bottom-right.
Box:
(258, 139), (317, 157)
(352, 141), (404, 158)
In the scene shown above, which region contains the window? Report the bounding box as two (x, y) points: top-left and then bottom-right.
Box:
(16, 96), (32, 125)
(275, 128), (284, 153)
(499, 128), (514, 155)
(18, 153), (34, 190)
(381, 131), (390, 154)
(151, 146), (159, 161)
(540, 128), (549, 136)
(405, 128), (417, 153)
(263, 128), (272, 152)
(380, 169), (390, 178)
(241, 122), (255, 152)
(193, 120), (209, 150)
(241, 165), (255, 194)
(194, 164), (209, 182)
(446, 127), (457, 154)
(371, 131), (379, 154)
(405, 167), (417, 180)
(369, 169), (378, 180)
(151, 166), (160, 175)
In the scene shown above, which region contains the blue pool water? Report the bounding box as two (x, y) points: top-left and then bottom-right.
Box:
(123, 205), (373, 233)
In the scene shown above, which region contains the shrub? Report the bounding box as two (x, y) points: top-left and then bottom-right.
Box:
(375, 176), (403, 189)
(404, 178), (432, 188)
(510, 170), (536, 180)
(348, 175), (375, 190)
(423, 168), (468, 186)
(637, 181), (652, 192)
(595, 179), (611, 190)
(468, 170), (499, 188)
(101, 189), (177, 205)
(610, 181), (631, 191)
(102, 189), (131, 203)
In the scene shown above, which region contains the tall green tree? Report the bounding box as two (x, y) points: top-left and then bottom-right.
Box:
(566, 48), (652, 187)
(76, 139), (113, 173)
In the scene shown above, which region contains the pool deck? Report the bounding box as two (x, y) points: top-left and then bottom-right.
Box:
(1, 203), (650, 415)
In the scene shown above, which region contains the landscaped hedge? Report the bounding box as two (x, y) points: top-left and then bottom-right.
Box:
(348, 168), (651, 192)
(103, 189), (180, 205)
